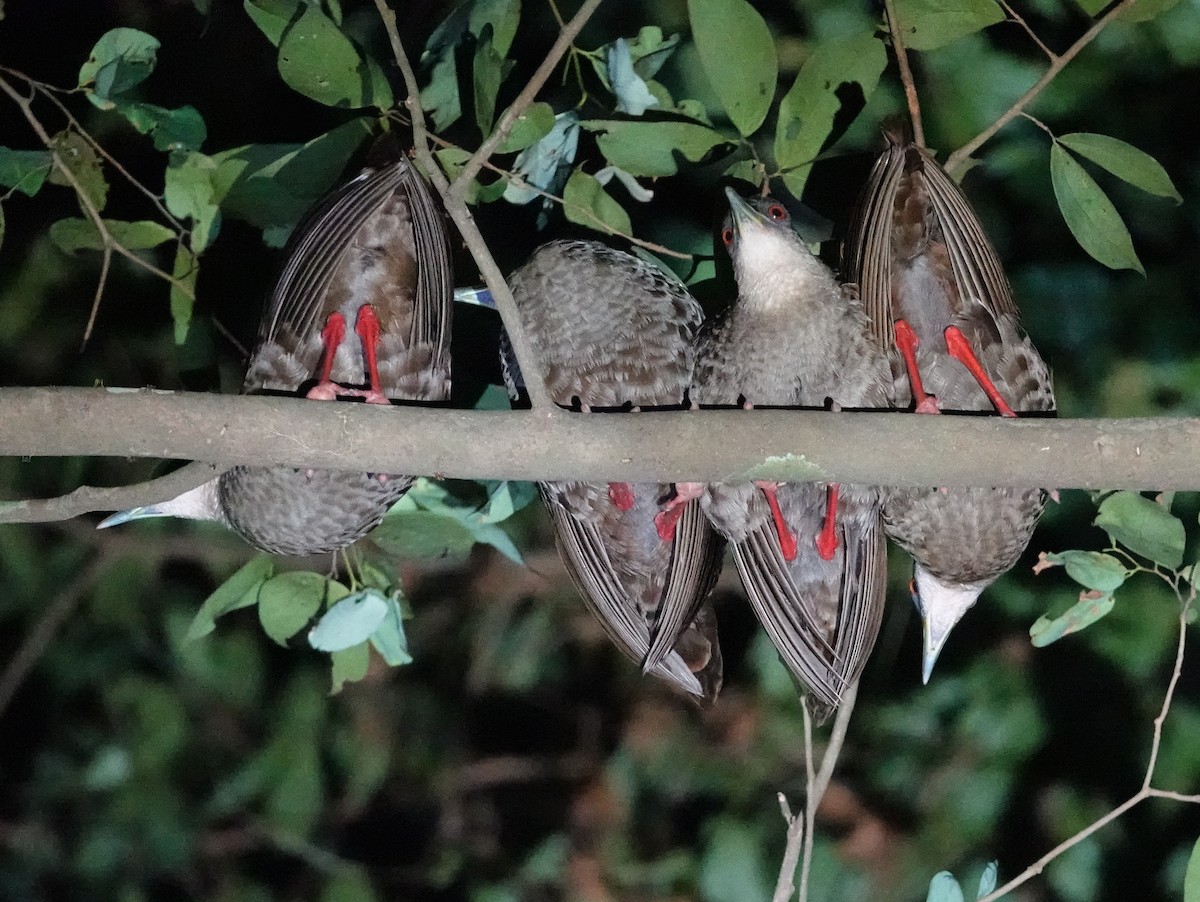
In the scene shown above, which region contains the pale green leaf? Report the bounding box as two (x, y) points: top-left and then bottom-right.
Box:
(581, 119), (729, 177)
(1050, 143), (1144, 274)
(1030, 591), (1116, 647)
(1059, 133), (1181, 202)
(891, 0), (1004, 51)
(49, 130), (108, 212)
(1094, 490), (1185, 567)
(688, 0), (777, 136)
(774, 33), (887, 198)
(562, 168), (632, 236)
(976, 862), (998, 899)
(308, 589), (389, 652)
(165, 151), (223, 253)
(369, 596), (413, 666)
(925, 872), (965, 902)
(1039, 550), (1129, 592)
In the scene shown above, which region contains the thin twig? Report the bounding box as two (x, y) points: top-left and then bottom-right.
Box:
(996, 0), (1056, 60)
(882, 0), (925, 148)
(812, 680), (859, 805)
(944, 0), (1141, 175)
(772, 794), (805, 902)
(799, 701), (817, 902)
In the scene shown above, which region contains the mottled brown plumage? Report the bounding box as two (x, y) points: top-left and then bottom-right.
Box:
(505, 240), (724, 704)
(843, 127), (1055, 680)
(690, 189), (892, 718)
(100, 147), (453, 555)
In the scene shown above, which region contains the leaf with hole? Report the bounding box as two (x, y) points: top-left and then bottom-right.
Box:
(1030, 590), (1116, 647)
(891, 0), (1004, 51)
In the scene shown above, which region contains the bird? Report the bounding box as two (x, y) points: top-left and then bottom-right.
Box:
(503, 239), (725, 704)
(842, 127), (1056, 682)
(99, 141), (453, 555)
(686, 187), (892, 719)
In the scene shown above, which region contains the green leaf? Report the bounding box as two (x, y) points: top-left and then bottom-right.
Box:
(1122, 0), (1183, 21)
(473, 29), (507, 135)
(688, 0), (777, 136)
(321, 867), (379, 902)
(78, 28), (160, 107)
(1050, 143), (1144, 275)
(0, 147), (53, 197)
(258, 572), (338, 645)
(581, 119), (729, 177)
(49, 130), (108, 212)
(213, 118), (372, 244)
(186, 555), (274, 641)
(976, 862), (998, 899)
(563, 168), (632, 236)
(370, 511), (477, 560)
(308, 589), (389, 652)
(925, 871), (965, 902)
(1058, 133), (1182, 203)
(1039, 550), (1129, 592)
(369, 595), (413, 666)
(330, 642), (370, 693)
(774, 33), (887, 199)
(165, 151), (223, 253)
(1184, 836), (1200, 902)
(116, 102), (207, 152)
(1094, 490), (1185, 568)
(170, 244), (198, 345)
(497, 101), (555, 153)
(244, 0), (300, 46)
(48, 218), (174, 254)
(1030, 590), (1116, 647)
(277, 4), (376, 109)
(891, 0), (1004, 51)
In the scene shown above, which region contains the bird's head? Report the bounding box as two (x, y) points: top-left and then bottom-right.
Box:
(721, 187), (835, 311)
(911, 562), (990, 684)
(97, 479), (225, 530)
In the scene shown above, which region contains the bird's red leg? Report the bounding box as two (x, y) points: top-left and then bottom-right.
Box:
(944, 325), (1017, 417)
(894, 319), (940, 414)
(354, 304), (391, 405)
(608, 483), (635, 511)
(654, 482), (705, 541)
(754, 481), (797, 562)
(815, 483), (840, 560)
(305, 312), (347, 401)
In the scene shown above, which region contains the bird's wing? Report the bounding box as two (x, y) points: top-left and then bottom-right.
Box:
(542, 487), (707, 701)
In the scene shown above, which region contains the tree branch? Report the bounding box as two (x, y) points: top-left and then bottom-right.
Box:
(2, 388), (1200, 524)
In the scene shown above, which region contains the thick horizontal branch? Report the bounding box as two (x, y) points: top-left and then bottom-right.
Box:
(1, 388), (1199, 515)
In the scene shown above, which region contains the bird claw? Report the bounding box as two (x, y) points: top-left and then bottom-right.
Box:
(914, 396), (941, 415)
(305, 381), (341, 401)
(608, 482), (636, 511)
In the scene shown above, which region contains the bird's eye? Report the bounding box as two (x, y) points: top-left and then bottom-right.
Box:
(721, 227), (734, 247)
(766, 203), (788, 221)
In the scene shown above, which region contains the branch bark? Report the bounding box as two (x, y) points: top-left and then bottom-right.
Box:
(2, 387), (1200, 524)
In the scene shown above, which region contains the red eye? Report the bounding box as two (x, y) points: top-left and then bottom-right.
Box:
(721, 227), (734, 247)
(766, 203), (787, 221)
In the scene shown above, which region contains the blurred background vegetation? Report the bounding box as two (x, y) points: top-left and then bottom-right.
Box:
(3, 0), (1200, 900)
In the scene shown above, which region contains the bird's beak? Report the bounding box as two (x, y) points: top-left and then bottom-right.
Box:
(97, 506), (168, 529)
(724, 186), (765, 237)
(920, 601), (953, 685)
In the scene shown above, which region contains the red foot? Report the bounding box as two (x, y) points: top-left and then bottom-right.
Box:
(306, 312), (347, 401)
(653, 482), (704, 541)
(815, 483), (840, 560)
(894, 319), (939, 415)
(944, 325), (1017, 417)
(755, 481), (797, 562)
(355, 304), (390, 405)
(608, 482), (635, 511)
